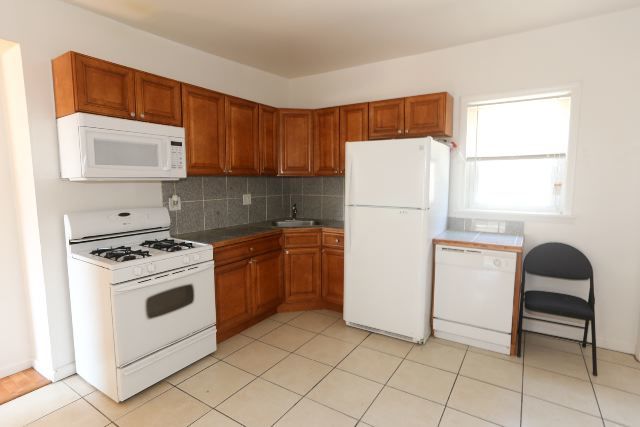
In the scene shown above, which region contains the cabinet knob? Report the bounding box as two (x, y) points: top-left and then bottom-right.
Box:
(397, 129), (402, 134)
(285, 250), (289, 254)
(335, 238), (339, 243)
(405, 129), (408, 134)
(250, 247), (254, 252)
(130, 112), (135, 117)
(140, 113), (145, 118)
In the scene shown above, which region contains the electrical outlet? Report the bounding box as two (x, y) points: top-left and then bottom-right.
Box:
(168, 195), (181, 211)
(242, 193), (251, 205)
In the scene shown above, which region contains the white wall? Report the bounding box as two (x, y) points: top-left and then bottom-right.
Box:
(0, 0), (289, 379)
(0, 41), (34, 378)
(289, 8), (640, 353)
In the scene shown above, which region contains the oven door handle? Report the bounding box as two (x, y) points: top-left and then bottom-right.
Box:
(113, 261), (213, 294)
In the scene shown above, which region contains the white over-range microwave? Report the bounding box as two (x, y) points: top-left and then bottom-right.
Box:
(57, 112), (186, 181)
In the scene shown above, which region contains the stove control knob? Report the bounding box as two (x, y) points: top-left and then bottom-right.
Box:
(183, 255), (190, 264)
(133, 266), (143, 276)
(191, 253), (200, 262)
(147, 263), (156, 273)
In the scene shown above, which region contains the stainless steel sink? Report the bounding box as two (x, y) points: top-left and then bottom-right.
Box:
(271, 219), (321, 227)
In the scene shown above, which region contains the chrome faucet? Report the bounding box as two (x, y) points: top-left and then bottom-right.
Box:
(291, 203), (298, 220)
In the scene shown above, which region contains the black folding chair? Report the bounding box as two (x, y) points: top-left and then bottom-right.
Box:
(517, 242), (597, 375)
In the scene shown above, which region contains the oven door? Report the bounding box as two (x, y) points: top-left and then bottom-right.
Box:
(79, 126), (181, 179)
(111, 262), (215, 367)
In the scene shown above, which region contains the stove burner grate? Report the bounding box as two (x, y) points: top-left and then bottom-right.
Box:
(90, 246), (151, 262)
(141, 239), (194, 252)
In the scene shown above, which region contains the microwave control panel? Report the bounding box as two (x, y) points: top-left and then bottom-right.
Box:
(170, 141), (185, 169)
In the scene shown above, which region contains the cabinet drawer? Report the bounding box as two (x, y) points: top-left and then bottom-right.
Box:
(322, 231), (344, 248)
(215, 235), (281, 265)
(283, 230), (321, 248)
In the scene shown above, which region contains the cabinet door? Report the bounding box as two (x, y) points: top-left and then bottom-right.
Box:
(182, 84), (226, 175)
(225, 96), (260, 175)
(259, 105), (278, 175)
(72, 53), (136, 119)
(252, 250), (283, 316)
(279, 109), (313, 176)
(322, 248), (344, 307)
(339, 103), (368, 174)
(368, 98), (404, 139)
(313, 107), (340, 176)
(134, 71), (182, 126)
(215, 259), (253, 335)
(404, 93), (453, 137)
(283, 247), (321, 303)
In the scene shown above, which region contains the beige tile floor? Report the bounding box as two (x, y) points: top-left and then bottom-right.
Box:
(2, 309), (639, 426)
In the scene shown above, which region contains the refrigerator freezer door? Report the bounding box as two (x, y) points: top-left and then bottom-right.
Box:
(344, 205), (429, 341)
(346, 138), (430, 209)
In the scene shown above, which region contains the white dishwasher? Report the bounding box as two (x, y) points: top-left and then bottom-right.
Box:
(433, 244), (517, 354)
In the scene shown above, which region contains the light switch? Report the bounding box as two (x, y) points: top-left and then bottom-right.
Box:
(243, 193), (251, 205)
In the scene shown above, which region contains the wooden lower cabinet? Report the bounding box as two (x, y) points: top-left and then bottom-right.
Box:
(322, 248), (344, 307)
(252, 250), (283, 316)
(214, 229), (344, 340)
(283, 247), (322, 306)
(214, 258), (253, 339)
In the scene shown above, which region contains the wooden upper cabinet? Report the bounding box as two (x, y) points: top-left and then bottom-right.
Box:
(339, 103), (368, 174)
(53, 51), (135, 119)
(368, 98), (405, 139)
(225, 96), (260, 175)
(259, 105), (278, 176)
(279, 109), (313, 176)
(182, 84), (226, 175)
(405, 92), (453, 137)
(313, 107), (340, 176)
(134, 71), (182, 126)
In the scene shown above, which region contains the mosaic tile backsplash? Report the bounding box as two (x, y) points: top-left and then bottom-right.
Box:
(162, 176), (345, 235)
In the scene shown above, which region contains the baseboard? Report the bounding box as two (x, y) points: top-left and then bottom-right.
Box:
(52, 361), (76, 381)
(32, 359), (56, 381)
(0, 359), (33, 378)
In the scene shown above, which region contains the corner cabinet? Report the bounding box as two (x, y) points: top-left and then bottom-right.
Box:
(369, 92), (453, 139)
(52, 51), (181, 125)
(182, 84), (226, 175)
(279, 109), (314, 176)
(225, 96), (260, 175)
(313, 107), (340, 176)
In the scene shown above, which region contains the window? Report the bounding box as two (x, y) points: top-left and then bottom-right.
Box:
(462, 89), (576, 215)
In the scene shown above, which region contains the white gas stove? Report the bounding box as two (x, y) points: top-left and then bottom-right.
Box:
(64, 207), (216, 402)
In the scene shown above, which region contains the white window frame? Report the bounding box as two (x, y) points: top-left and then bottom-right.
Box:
(451, 85), (580, 220)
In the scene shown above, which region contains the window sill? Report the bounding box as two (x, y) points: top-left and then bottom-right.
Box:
(450, 209), (576, 223)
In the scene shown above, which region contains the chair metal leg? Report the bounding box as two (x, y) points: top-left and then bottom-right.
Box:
(517, 298), (524, 357)
(591, 316), (597, 376)
(582, 319), (589, 348)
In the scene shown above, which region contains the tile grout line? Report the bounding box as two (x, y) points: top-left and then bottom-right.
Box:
(437, 344), (468, 426)
(270, 318), (371, 426)
(580, 343), (606, 426)
(23, 382), (83, 425)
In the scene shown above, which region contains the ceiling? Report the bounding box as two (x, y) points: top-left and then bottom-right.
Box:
(63, 0), (640, 78)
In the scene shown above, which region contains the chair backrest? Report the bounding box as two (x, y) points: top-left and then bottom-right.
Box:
(524, 242), (593, 280)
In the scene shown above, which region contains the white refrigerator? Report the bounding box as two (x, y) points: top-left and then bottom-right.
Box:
(344, 137), (450, 343)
